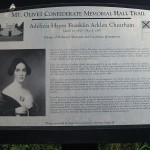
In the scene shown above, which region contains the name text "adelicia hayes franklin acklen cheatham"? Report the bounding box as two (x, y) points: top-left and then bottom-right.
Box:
(30, 22), (134, 29)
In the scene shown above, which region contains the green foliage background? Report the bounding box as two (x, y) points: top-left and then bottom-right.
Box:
(0, 144), (61, 150)
(1, 143), (150, 150)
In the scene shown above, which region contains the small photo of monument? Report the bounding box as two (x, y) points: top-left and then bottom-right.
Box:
(0, 22), (24, 41)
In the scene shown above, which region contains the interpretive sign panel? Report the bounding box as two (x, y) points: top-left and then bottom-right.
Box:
(0, 5), (150, 128)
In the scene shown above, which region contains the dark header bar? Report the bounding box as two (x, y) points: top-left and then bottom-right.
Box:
(0, 0), (150, 11)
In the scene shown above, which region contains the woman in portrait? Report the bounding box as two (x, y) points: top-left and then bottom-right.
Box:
(0, 58), (38, 116)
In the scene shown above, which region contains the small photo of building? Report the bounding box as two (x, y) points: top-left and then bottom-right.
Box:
(0, 22), (24, 41)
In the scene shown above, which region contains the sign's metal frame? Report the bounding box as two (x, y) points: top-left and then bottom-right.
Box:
(0, 0), (150, 143)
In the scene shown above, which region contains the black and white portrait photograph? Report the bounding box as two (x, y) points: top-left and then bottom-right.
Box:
(0, 22), (24, 41)
(0, 49), (45, 116)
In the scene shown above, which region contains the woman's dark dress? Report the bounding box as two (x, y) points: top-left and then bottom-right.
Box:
(0, 92), (38, 116)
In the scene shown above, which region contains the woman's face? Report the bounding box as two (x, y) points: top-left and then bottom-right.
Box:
(14, 63), (27, 83)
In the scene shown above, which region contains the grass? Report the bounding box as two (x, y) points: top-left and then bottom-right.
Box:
(0, 144), (62, 150)
(0, 34), (23, 41)
(98, 143), (150, 150)
(1, 143), (150, 150)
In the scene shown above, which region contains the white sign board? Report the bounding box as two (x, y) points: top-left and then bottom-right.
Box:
(0, 6), (149, 126)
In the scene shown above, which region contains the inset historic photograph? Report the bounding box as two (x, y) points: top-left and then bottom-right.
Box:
(0, 49), (45, 116)
(0, 22), (24, 41)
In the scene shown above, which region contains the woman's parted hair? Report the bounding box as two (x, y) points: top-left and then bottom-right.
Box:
(8, 58), (31, 76)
